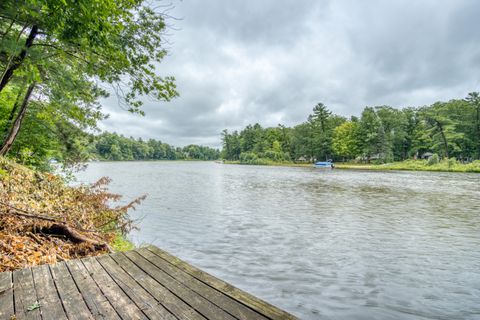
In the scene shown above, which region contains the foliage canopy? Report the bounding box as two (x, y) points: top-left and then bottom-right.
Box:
(222, 94), (480, 164)
(0, 0), (178, 168)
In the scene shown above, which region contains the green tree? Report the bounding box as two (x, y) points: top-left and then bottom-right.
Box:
(332, 121), (360, 160)
(291, 122), (314, 161)
(272, 140), (282, 153)
(220, 94), (479, 164)
(420, 102), (464, 159)
(221, 129), (241, 160)
(109, 143), (122, 161)
(309, 103), (332, 160)
(358, 107), (388, 162)
(0, 0), (178, 164)
(466, 92), (480, 159)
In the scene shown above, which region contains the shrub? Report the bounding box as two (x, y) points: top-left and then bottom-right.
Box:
(466, 160), (480, 172)
(427, 153), (439, 166)
(447, 157), (457, 168)
(0, 157), (142, 271)
(263, 150), (285, 162)
(239, 152), (258, 164)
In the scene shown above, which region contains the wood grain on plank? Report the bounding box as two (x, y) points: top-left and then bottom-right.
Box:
(49, 262), (94, 320)
(0, 272), (14, 320)
(96, 255), (176, 320)
(146, 245), (297, 320)
(65, 259), (119, 319)
(31, 264), (67, 320)
(12, 268), (41, 320)
(137, 247), (268, 320)
(125, 250), (237, 320)
(110, 251), (207, 320)
(81, 256), (148, 320)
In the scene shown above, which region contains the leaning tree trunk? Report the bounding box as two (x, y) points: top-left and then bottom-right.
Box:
(0, 83), (35, 156)
(1, 87), (25, 137)
(0, 25), (38, 93)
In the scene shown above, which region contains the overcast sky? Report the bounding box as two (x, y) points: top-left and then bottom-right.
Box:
(99, 0), (480, 148)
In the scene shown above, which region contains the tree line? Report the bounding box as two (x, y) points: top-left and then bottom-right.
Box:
(222, 93), (480, 164)
(92, 132), (220, 161)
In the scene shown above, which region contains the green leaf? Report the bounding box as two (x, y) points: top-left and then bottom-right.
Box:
(27, 301), (40, 311)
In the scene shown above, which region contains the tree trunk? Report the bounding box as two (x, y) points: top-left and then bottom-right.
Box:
(1, 87), (24, 137)
(40, 224), (111, 252)
(477, 106), (480, 160)
(435, 120), (449, 158)
(0, 83), (35, 156)
(0, 25), (38, 93)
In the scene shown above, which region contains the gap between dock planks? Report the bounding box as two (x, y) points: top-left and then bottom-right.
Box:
(0, 245), (297, 320)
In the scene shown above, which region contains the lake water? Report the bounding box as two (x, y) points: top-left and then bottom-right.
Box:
(75, 161), (480, 320)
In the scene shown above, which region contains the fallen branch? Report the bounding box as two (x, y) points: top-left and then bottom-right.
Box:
(0, 201), (112, 252)
(0, 201), (59, 222)
(26, 232), (43, 245)
(40, 224), (112, 252)
(0, 201), (97, 232)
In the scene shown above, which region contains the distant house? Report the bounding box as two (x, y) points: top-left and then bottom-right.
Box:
(421, 152), (434, 159)
(369, 153), (388, 161)
(296, 156), (308, 162)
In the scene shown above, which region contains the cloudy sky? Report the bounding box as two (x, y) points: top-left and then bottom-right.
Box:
(99, 0), (480, 148)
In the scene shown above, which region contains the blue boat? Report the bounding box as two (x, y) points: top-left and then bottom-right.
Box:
(314, 161), (334, 168)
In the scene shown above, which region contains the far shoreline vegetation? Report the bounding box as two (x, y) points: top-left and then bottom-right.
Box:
(223, 159), (480, 173)
(86, 93), (480, 174)
(79, 93), (480, 174)
(88, 132), (221, 162)
(220, 96), (480, 173)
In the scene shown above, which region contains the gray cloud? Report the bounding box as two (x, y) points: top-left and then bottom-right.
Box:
(99, 0), (480, 148)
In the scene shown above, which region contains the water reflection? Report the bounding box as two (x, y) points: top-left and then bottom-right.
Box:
(76, 162), (480, 319)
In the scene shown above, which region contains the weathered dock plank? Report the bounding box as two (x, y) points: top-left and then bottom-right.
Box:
(66, 259), (120, 319)
(125, 249), (237, 320)
(81, 256), (149, 320)
(0, 271), (14, 320)
(31, 264), (67, 320)
(137, 247), (268, 320)
(96, 255), (176, 320)
(0, 246), (297, 319)
(12, 268), (41, 320)
(110, 251), (206, 320)
(146, 246), (297, 320)
(50, 261), (94, 320)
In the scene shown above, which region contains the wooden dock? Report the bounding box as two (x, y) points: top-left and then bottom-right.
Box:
(0, 245), (297, 319)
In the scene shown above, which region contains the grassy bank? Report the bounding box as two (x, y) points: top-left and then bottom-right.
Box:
(224, 159), (480, 173)
(111, 233), (135, 251)
(0, 157), (139, 272)
(336, 159), (480, 173)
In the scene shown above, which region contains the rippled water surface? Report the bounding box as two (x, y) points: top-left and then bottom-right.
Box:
(76, 161), (480, 319)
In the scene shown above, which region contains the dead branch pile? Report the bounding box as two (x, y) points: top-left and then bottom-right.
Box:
(0, 157), (143, 272)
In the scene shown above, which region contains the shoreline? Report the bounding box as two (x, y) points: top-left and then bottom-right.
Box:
(84, 159), (480, 173)
(222, 160), (480, 173)
(88, 159), (215, 163)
